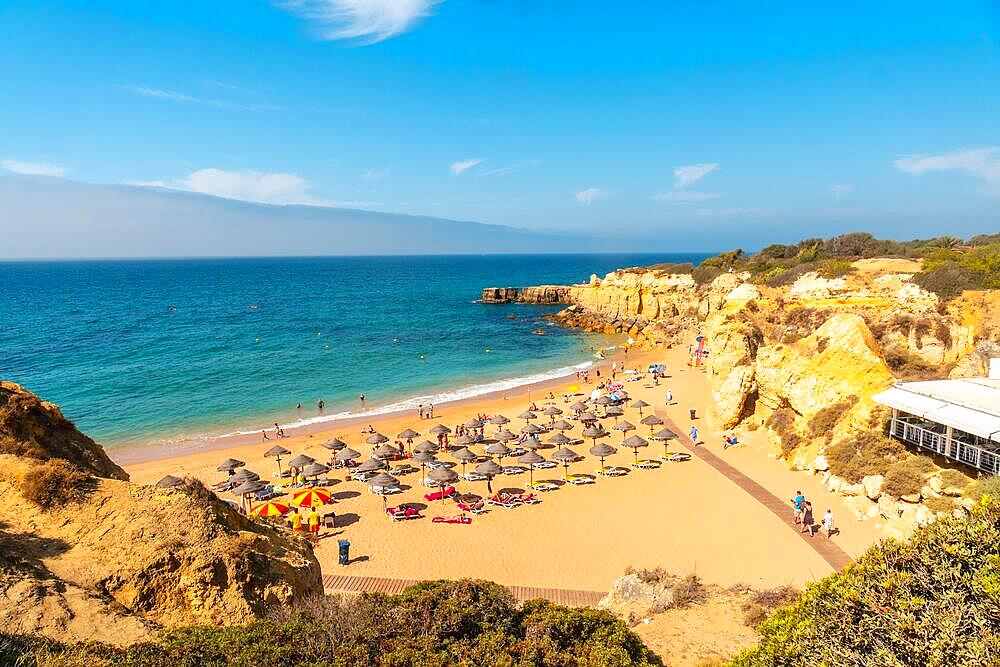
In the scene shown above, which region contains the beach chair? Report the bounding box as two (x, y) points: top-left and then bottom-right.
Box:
(596, 466), (629, 477)
(211, 480), (234, 492)
(564, 473), (596, 485)
(432, 514), (472, 524)
(527, 481), (557, 492)
(633, 459), (662, 470)
(487, 493), (522, 509)
(518, 492), (542, 504)
(660, 452), (692, 462)
(500, 465), (527, 476)
(393, 463), (419, 475)
(387, 506), (421, 521)
(254, 485), (280, 501)
(322, 512), (336, 528)
(371, 484), (402, 496)
(531, 461), (557, 470)
(462, 471), (488, 482)
(351, 471), (376, 482)
(424, 485), (456, 502)
(457, 500), (487, 514)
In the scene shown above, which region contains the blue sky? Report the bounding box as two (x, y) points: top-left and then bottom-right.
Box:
(2, 0), (999, 247)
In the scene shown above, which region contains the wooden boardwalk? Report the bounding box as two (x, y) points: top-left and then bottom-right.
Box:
(656, 409), (854, 571)
(322, 574), (605, 607)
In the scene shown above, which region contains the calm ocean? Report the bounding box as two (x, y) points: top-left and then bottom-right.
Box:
(0, 254), (707, 447)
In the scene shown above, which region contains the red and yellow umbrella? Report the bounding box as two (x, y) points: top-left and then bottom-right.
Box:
(250, 500), (291, 518)
(291, 487), (332, 507)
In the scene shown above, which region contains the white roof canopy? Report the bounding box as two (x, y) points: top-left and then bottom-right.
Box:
(874, 378), (1000, 442)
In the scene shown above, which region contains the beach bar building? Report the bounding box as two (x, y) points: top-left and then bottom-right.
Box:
(873, 377), (1000, 476)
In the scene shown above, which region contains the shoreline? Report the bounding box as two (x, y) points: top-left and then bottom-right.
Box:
(111, 349), (619, 467)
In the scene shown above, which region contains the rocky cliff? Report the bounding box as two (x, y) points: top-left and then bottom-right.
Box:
(0, 382), (323, 646)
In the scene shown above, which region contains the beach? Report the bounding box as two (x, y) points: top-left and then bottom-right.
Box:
(122, 344), (885, 594)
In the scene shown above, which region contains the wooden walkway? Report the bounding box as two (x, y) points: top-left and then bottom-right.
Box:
(322, 574), (605, 607)
(656, 409), (854, 571)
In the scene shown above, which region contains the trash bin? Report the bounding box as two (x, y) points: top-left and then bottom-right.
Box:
(338, 539), (350, 566)
(689, 408), (697, 420)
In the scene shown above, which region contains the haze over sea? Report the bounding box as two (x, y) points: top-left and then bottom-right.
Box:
(1, 253), (707, 448)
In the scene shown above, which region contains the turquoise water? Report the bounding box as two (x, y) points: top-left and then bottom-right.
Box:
(0, 254), (707, 447)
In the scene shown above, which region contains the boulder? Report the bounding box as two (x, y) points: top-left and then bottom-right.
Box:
(920, 485), (940, 500)
(862, 474), (884, 501)
(940, 485), (965, 498)
(913, 504), (935, 526)
(813, 455), (829, 472)
(840, 483), (865, 497)
(900, 492), (922, 504)
(826, 475), (844, 494)
(927, 475), (943, 494)
(843, 496), (877, 521)
(878, 494), (900, 519)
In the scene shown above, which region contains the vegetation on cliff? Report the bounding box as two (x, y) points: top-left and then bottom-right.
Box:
(728, 498), (1000, 667)
(1, 579), (661, 667)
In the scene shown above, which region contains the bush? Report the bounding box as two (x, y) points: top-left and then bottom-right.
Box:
(2, 579), (663, 666)
(817, 258), (855, 278)
(938, 468), (971, 491)
(729, 500), (1000, 666)
(882, 457), (935, 498)
(806, 398), (857, 441)
(625, 566), (668, 585)
(970, 476), (1000, 501)
(923, 496), (956, 514)
(913, 263), (982, 300)
(671, 574), (706, 608)
(741, 586), (799, 627)
(825, 432), (908, 483)
(765, 407), (797, 433)
(692, 265), (723, 285)
(19, 460), (95, 509)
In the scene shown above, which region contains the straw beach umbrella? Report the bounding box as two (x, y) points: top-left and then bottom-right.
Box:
(640, 414), (664, 434)
(398, 428), (420, 441)
(651, 427), (679, 458)
(520, 423), (543, 435)
(517, 411), (536, 425)
(335, 447), (361, 464)
(217, 458), (245, 473)
(412, 451), (436, 485)
(230, 469), (260, 485)
(631, 400), (650, 416)
(413, 440), (439, 454)
(451, 446), (478, 481)
(368, 472), (399, 511)
(365, 432), (390, 446)
(552, 446), (580, 478)
(475, 459), (502, 495)
(623, 435), (649, 463)
(589, 442), (617, 468)
(577, 411), (598, 423)
(302, 462), (329, 481)
(582, 424), (610, 448)
(613, 420), (636, 443)
(322, 437), (347, 451)
(428, 466), (458, 501)
(491, 414), (510, 426)
(570, 401), (589, 413)
(231, 479), (265, 512)
(154, 475), (184, 489)
(551, 419), (574, 432)
(542, 406), (563, 421)
(264, 445), (291, 476)
(547, 432), (572, 447)
(595, 395), (613, 407)
(605, 405), (624, 422)
(517, 450), (546, 486)
(494, 428), (518, 443)
(374, 443), (401, 460)
(485, 441), (511, 464)
(289, 454), (315, 469)
(357, 458), (386, 473)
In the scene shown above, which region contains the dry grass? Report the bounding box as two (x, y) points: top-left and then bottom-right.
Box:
(19, 460), (96, 509)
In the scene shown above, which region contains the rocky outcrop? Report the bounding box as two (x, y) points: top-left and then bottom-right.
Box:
(0, 384), (323, 646)
(1, 381), (128, 480)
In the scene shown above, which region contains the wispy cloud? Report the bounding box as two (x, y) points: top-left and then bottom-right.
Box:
(694, 207), (772, 218)
(477, 159), (539, 178)
(276, 0), (438, 44)
(1, 158), (67, 177)
(363, 166), (391, 181)
(121, 85), (284, 112)
(895, 147), (1000, 196)
(655, 162), (719, 204)
(450, 157), (485, 176)
(130, 168), (329, 206)
(831, 184), (854, 198)
(575, 187), (606, 205)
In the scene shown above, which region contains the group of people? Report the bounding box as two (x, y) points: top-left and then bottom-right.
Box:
(289, 507), (323, 535)
(261, 422), (287, 442)
(417, 402), (435, 419)
(791, 490), (837, 538)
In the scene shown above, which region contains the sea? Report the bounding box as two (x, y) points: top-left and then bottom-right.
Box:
(0, 254), (708, 449)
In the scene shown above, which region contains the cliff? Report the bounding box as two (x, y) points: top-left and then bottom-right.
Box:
(0, 382), (323, 646)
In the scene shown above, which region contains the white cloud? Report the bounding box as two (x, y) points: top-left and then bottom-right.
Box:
(276, 0), (437, 43)
(831, 184), (854, 198)
(575, 187), (606, 205)
(131, 168), (329, 206)
(673, 162), (718, 189)
(121, 85), (284, 112)
(655, 162), (719, 204)
(363, 166), (391, 181)
(450, 157), (484, 176)
(895, 147), (1000, 196)
(477, 159), (539, 178)
(1, 159), (67, 177)
(653, 190), (719, 203)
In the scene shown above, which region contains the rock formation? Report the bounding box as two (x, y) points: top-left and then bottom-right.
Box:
(0, 382), (323, 645)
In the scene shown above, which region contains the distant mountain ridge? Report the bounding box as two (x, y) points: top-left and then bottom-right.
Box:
(0, 175), (638, 259)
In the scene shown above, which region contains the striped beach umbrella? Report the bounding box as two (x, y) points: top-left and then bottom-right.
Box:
(251, 500), (291, 518)
(291, 487), (332, 508)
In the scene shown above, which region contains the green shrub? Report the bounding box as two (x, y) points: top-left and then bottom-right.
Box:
(765, 407), (797, 433)
(882, 457), (935, 497)
(817, 258), (855, 278)
(970, 475), (1000, 501)
(741, 586), (799, 628)
(19, 460), (95, 509)
(807, 398), (858, 441)
(923, 496), (956, 514)
(692, 265), (723, 285)
(938, 468), (971, 491)
(729, 500), (1000, 666)
(825, 432), (908, 483)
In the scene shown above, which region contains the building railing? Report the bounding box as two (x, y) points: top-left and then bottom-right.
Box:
(888, 417), (1000, 476)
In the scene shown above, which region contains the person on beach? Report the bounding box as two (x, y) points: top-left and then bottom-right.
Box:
(317, 399), (325, 411)
(296, 403), (302, 410)
(261, 430), (269, 442)
(800, 502), (815, 535)
(665, 389), (673, 405)
(308, 508), (321, 535)
(418, 404), (424, 419)
(689, 425), (699, 444)
(274, 422), (285, 438)
(427, 403), (434, 419)
(822, 509), (836, 538)
(791, 491), (805, 524)
(290, 510), (304, 532)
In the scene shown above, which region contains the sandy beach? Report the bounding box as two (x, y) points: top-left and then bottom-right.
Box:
(123, 345), (885, 593)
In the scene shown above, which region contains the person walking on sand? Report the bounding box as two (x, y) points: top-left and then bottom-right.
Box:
(689, 425), (699, 445)
(822, 509), (836, 538)
(791, 491), (805, 524)
(427, 403), (434, 419)
(261, 430), (269, 442)
(665, 389), (673, 405)
(418, 404), (424, 419)
(308, 508), (321, 536)
(800, 502), (815, 536)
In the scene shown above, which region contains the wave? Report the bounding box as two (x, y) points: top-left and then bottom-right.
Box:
(224, 359), (595, 437)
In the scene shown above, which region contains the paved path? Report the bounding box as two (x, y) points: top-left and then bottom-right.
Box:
(323, 574), (605, 607)
(656, 409), (854, 571)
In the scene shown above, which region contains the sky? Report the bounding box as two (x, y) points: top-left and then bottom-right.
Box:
(1, 0), (999, 255)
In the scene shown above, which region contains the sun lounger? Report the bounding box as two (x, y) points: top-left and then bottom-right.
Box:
(596, 466), (629, 477)
(254, 485), (280, 501)
(531, 461), (557, 470)
(527, 481), (558, 492)
(518, 492), (542, 504)
(564, 473), (596, 485)
(371, 484), (402, 496)
(501, 465), (527, 476)
(487, 493), (522, 508)
(633, 459), (662, 470)
(660, 452), (692, 462)
(424, 485), (456, 502)
(211, 480), (234, 492)
(462, 471), (488, 482)
(432, 514), (472, 524)
(392, 463), (419, 475)
(386, 506), (421, 521)
(351, 470), (377, 482)
(457, 500), (487, 514)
